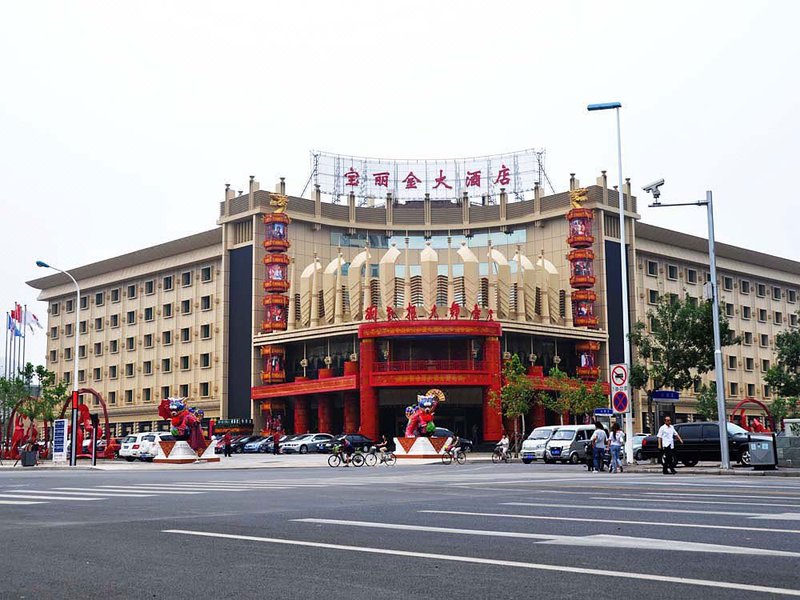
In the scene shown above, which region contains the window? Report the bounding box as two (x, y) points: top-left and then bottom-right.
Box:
(773, 286), (782, 301)
(143, 361), (153, 375)
(764, 384), (771, 398)
(49, 350), (57, 362)
(727, 355), (737, 369)
(757, 283), (766, 297)
(743, 331), (753, 345)
(762, 359), (770, 371)
(66, 299), (74, 313)
(80, 296), (89, 310)
(201, 266), (213, 282)
(646, 260), (658, 277)
(63, 372), (71, 384)
(95, 317), (103, 331)
(143, 388), (152, 403)
(65, 323), (73, 337)
(758, 309), (767, 322)
(163, 303), (173, 318)
(180, 355), (190, 371)
(667, 265), (678, 280)
(127, 284), (137, 299)
(200, 353), (211, 368)
(686, 295), (698, 307)
(747, 383), (756, 397)
(78, 369), (86, 383)
(775, 311), (783, 325)
(126, 310), (136, 325)
(745, 357), (754, 371)
(181, 271), (192, 287)
(51, 302), (60, 316)
(109, 365), (118, 379)
(201, 295), (212, 311)
(78, 345), (86, 359)
(687, 269), (697, 284)
(693, 379), (702, 393)
(181, 299), (192, 315)
(740, 280), (751, 294)
(125, 363), (134, 377)
(50, 326), (59, 339)
(161, 386), (171, 399)
(108, 391), (117, 405)
(791, 313), (798, 328)
(145, 280), (155, 295)
(180, 327), (191, 342)
(760, 334), (769, 348)
(647, 290), (658, 305)
(125, 390), (133, 404)
(111, 314), (119, 328)
(725, 303), (734, 318)
(163, 331), (173, 346)
(79, 320), (87, 334)
(163, 275), (174, 291)
(95, 292), (104, 306)
(200, 382), (210, 397)
(200, 324), (211, 339)
(110, 339), (119, 354)
(789, 290), (797, 303)
(93, 367), (102, 381)
(179, 384), (189, 397)
(111, 288), (120, 303)
(162, 358), (172, 373)
(94, 342), (103, 356)
(723, 276), (733, 291)
(126, 337), (135, 351)
(742, 306), (751, 320)
(144, 334), (153, 348)
(729, 382), (739, 397)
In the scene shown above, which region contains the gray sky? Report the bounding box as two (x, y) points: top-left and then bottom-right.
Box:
(1, 0), (797, 366)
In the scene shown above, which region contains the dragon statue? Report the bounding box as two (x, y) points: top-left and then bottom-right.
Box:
(158, 397), (205, 452)
(569, 187), (588, 208)
(404, 388), (446, 437)
(269, 193), (288, 214)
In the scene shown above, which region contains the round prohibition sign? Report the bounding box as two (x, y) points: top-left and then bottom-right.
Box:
(611, 364), (628, 387)
(613, 391), (629, 413)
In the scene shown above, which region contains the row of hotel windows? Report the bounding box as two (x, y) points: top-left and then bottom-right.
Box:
(644, 260), (797, 302)
(49, 297), (214, 337)
(692, 379), (772, 399)
(646, 290), (798, 327)
(49, 267), (214, 316)
(86, 383), (212, 405)
(59, 354), (213, 383)
(50, 327), (214, 361)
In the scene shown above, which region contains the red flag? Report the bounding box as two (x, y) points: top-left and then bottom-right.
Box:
(12, 303), (22, 322)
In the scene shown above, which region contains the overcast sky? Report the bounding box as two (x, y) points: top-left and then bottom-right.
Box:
(1, 0), (797, 367)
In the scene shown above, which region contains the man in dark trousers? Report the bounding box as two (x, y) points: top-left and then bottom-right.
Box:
(657, 416), (683, 474)
(272, 429), (281, 455)
(222, 432), (232, 458)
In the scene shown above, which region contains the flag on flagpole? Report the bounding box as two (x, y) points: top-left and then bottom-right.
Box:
(11, 304), (22, 323)
(25, 312), (43, 333)
(7, 315), (21, 337)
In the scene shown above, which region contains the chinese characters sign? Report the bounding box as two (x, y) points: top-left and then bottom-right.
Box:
(312, 149), (546, 204)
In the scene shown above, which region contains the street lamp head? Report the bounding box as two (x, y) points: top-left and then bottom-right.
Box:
(35, 260), (51, 268)
(587, 102), (622, 111)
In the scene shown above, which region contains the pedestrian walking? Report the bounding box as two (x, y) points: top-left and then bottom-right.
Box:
(657, 416), (682, 474)
(609, 422), (624, 473)
(222, 432), (232, 458)
(590, 421), (607, 473)
(272, 429), (281, 455)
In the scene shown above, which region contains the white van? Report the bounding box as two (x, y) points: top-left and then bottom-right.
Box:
(520, 426), (559, 464)
(544, 424), (597, 464)
(138, 432), (176, 461)
(118, 433), (149, 461)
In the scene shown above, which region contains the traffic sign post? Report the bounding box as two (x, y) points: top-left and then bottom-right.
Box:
(613, 391), (629, 413)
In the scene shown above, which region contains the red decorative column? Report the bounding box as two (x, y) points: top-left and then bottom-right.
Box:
(359, 338), (379, 440)
(531, 403), (546, 429)
(482, 336), (503, 442)
(343, 392), (359, 434)
(317, 396), (332, 434)
(293, 397), (309, 435)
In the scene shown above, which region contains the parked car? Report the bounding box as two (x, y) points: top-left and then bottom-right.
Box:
(544, 424), (597, 464)
(281, 433), (334, 454)
(118, 433), (152, 461)
(317, 434), (376, 453)
(243, 436), (270, 453)
(214, 434), (248, 454)
(632, 433), (648, 461)
(432, 428), (474, 453)
(230, 435), (261, 454)
(138, 432), (177, 461)
(521, 426), (560, 464)
(639, 421), (769, 466)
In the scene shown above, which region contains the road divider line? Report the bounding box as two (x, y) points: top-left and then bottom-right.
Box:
(642, 491), (800, 501)
(420, 510), (800, 535)
(24, 489), (156, 498)
(0, 494), (102, 501)
(161, 529), (800, 597)
(0, 500), (46, 505)
(503, 501), (755, 517)
(589, 496), (800, 509)
(95, 486), (203, 495)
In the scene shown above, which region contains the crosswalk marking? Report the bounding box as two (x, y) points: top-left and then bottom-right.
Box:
(0, 493), (102, 501)
(47, 489), (157, 497)
(503, 501), (794, 518)
(95, 486), (203, 494)
(0, 500), (45, 505)
(590, 496), (800, 508)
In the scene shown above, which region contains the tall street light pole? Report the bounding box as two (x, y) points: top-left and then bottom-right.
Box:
(644, 190), (731, 469)
(36, 260), (80, 467)
(587, 101), (634, 464)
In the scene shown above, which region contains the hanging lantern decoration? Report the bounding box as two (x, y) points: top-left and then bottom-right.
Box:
(263, 254), (290, 293)
(262, 294), (289, 331)
(260, 345), (287, 384)
(566, 189), (598, 330)
(262, 193), (291, 336)
(575, 341), (600, 380)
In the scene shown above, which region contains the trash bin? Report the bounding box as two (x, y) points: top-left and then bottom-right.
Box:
(749, 434), (777, 470)
(20, 451), (38, 467)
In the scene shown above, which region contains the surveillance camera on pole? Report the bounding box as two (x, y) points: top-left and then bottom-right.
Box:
(642, 179), (665, 203)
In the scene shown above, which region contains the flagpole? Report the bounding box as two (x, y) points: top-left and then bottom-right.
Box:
(22, 305), (27, 371)
(4, 312), (8, 378)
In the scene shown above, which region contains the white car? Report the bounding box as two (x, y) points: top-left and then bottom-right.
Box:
(118, 433), (150, 461)
(521, 426), (560, 464)
(280, 433), (334, 454)
(138, 432), (176, 461)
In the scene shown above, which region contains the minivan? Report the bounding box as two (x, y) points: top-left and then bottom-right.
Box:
(520, 426), (559, 463)
(544, 424), (597, 464)
(118, 433), (152, 461)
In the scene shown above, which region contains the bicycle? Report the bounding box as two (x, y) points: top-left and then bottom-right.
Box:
(365, 449), (396, 466)
(492, 447), (512, 464)
(441, 447), (466, 465)
(327, 445), (365, 468)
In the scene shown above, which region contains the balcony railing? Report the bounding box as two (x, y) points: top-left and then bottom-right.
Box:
(373, 359), (488, 372)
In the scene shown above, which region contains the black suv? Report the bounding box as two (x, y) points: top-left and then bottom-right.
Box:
(432, 428), (474, 453)
(317, 434), (376, 453)
(640, 421), (768, 466)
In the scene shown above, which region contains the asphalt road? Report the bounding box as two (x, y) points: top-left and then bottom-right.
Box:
(1, 462), (800, 599)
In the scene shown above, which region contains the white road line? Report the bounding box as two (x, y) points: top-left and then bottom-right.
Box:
(292, 518), (800, 557)
(642, 491), (800, 501)
(621, 480), (800, 491)
(420, 510), (800, 535)
(751, 513), (800, 521)
(504, 501), (800, 520)
(590, 496), (800, 509)
(24, 489), (156, 498)
(0, 494), (102, 501)
(96, 486), (203, 495)
(0, 500), (46, 505)
(151, 483), (291, 490)
(162, 529), (800, 597)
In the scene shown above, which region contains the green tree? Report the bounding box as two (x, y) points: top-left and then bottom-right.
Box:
(537, 367), (607, 424)
(769, 396), (799, 431)
(764, 319), (800, 398)
(537, 367), (571, 424)
(695, 383), (718, 421)
(629, 294), (739, 430)
(489, 354), (534, 454)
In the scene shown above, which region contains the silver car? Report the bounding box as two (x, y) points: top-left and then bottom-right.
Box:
(281, 433), (334, 454)
(520, 426), (559, 464)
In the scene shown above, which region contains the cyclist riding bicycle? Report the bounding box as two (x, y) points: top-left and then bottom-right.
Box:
(497, 433), (510, 461)
(443, 435), (461, 457)
(339, 436), (354, 466)
(373, 434), (390, 462)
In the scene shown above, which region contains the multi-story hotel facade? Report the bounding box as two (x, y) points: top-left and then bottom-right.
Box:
(28, 172), (800, 439)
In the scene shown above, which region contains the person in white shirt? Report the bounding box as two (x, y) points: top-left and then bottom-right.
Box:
(590, 422), (608, 472)
(657, 416), (683, 475)
(497, 434), (510, 460)
(608, 422), (625, 473)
